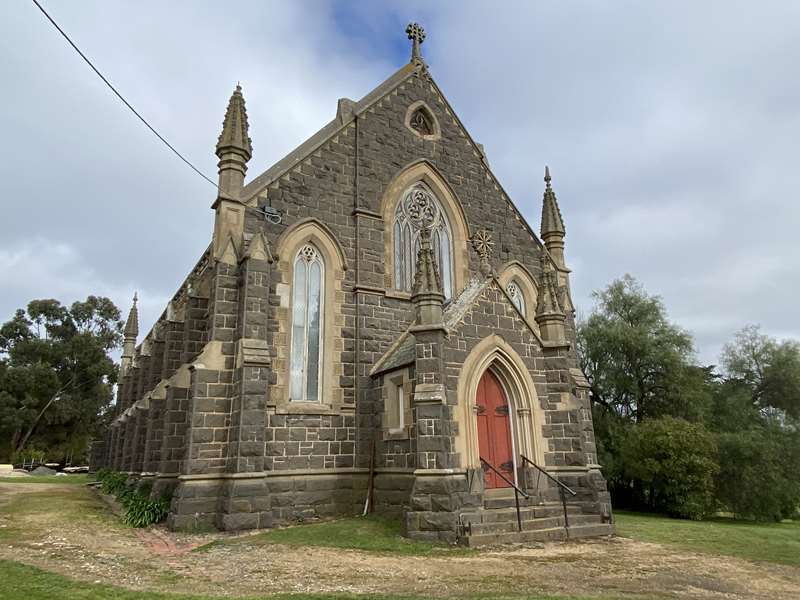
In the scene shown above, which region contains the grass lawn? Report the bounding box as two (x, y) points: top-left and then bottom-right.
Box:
(615, 510), (800, 566)
(196, 515), (473, 557)
(0, 559), (598, 600)
(0, 474), (93, 485)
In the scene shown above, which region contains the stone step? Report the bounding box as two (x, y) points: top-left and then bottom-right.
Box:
(461, 506), (594, 526)
(464, 522), (614, 547)
(470, 504), (583, 521)
(483, 496), (585, 512)
(467, 514), (603, 536)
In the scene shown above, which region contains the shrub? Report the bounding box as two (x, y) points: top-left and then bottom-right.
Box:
(621, 417), (719, 519)
(716, 428), (800, 521)
(94, 470), (171, 528)
(122, 495), (171, 528)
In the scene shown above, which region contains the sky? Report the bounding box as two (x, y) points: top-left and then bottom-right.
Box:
(1, 1), (798, 366)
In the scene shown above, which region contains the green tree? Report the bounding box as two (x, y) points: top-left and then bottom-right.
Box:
(621, 417), (719, 519)
(716, 427), (800, 521)
(721, 325), (800, 420)
(0, 297), (122, 462)
(578, 275), (706, 423)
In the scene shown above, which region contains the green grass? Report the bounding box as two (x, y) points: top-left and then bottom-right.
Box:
(195, 516), (473, 557)
(0, 559), (595, 600)
(0, 474), (93, 485)
(615, 510), (800, 566)
(0, 484), (121, 543)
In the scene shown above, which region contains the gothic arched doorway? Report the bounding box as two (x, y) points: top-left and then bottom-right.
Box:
(476, 369), (514, 488)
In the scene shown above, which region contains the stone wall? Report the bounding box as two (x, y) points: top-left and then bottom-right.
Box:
(98, 64), (608, 536)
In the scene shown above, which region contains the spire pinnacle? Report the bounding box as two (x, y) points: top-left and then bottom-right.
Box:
(540, 165), (565, 237)
(216, 84), (252, 162)
(123, 292), (139, 339)
(412, 225), (442, 297)
(406, 22), (426, 63)
(536, 257), (563, 318)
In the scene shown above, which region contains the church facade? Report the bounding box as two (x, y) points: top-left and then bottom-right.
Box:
(93, 25), (613, 545)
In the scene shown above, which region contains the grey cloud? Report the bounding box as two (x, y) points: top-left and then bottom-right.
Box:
(1, 1), (798, 366)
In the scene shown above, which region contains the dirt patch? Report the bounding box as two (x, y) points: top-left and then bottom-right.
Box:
(1, 482), (799, 599)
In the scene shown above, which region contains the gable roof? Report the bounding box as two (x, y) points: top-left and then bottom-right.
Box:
(238, 61), (545, 251)
(241, 62), (418, 199)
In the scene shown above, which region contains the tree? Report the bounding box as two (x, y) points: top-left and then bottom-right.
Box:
(0, 297), (122, 462)
(621, 417), (719, 519)
(716, 427), (800, 521)
(721, 325), (800, 420)
(578, 275), (704, 423)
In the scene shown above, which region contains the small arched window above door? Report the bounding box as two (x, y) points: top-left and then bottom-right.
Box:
(393, 183), (454, 300)
(290, 244), (324, 401)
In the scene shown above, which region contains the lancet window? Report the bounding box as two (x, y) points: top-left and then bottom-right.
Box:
(507, 280), (525, 315)
(290, 245), (324, 401)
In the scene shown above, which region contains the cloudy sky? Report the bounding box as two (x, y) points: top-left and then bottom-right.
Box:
(1, 1), (798, 365)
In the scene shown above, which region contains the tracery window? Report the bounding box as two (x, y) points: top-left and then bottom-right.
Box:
(507, 280), (525, 315)
(393, 183), (453, 299)
(409, 108), (434, 136)
(290, 245), (324, 401)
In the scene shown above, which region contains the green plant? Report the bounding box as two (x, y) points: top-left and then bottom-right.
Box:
(99, 471), (128, 496)
(94, 470), (171, 528)
(122, 495), (170, 528)
(621, 417), (719, 519)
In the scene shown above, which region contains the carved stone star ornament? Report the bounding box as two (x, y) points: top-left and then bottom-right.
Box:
(470, 229), (494, 276)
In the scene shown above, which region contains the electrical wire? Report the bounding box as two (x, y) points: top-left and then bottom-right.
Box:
(31, 0), (218, 188)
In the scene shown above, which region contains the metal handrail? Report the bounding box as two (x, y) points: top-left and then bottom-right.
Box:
(520, 454), (576, 535)
(519, 454), (577, 496)
(480, 457), (529, 532)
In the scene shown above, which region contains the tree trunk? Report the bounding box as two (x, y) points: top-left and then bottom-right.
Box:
(14, 379), (73, 454)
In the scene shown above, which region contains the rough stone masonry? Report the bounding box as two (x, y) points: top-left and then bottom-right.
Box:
(92, 23), (613, 545)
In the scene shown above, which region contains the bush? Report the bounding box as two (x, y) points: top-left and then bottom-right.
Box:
(716, 429), (800, 521)
(98, 471), (128, 496)
(122, 494), (170, 528)
(621, 417), (719, 519)
(94, 470), (171, 528)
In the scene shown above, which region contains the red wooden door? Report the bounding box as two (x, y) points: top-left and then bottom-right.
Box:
(475, 369), (514, 488)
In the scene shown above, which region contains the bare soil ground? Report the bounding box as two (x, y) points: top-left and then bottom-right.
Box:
(1, 482), (799, 599)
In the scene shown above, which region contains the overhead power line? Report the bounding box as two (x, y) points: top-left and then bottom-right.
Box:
(31, 0), (218, 188)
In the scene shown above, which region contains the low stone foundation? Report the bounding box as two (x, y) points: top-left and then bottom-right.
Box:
(404, 470), (482, 543)
(167, 469), (416, 532)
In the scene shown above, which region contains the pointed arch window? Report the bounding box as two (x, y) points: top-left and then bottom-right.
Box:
(393, 183), (454, 300)
(507, 280), (525, 316)
(410, 108), (434, 136)
(290, 245), (324, 401)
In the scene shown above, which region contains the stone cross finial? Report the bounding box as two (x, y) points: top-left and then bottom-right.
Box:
(406, 22), (426, 62)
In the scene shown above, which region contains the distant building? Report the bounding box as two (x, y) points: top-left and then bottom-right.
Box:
(94, 24), (612, 545)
